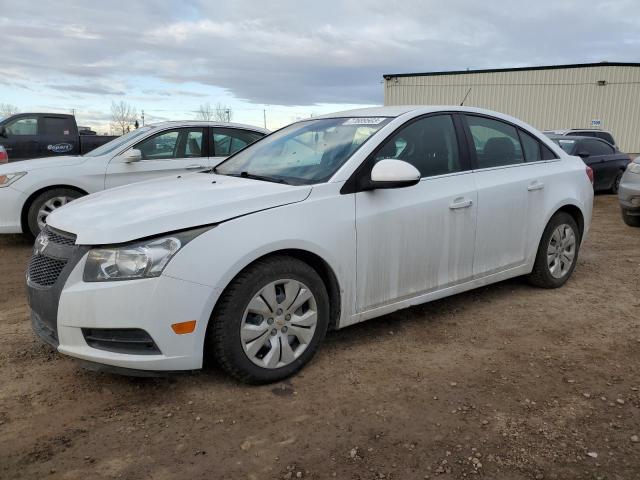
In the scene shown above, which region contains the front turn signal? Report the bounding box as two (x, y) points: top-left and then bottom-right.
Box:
(171, 320), (197, 335)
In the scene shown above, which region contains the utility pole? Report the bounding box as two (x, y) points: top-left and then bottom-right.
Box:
(141, 109), (145, 126)
(263, 109), (267, 129)
(71, 108), (76, 117)
(225, 109), (230, 122)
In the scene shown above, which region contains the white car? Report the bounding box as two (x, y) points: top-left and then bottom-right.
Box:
(0, 121), (269, 237)
(27, 106), (593, 383)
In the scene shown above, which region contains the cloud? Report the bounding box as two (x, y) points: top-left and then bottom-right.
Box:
(0, 0), (639, 106)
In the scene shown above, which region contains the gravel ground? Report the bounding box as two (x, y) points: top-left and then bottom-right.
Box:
(0, 194), (639, 480)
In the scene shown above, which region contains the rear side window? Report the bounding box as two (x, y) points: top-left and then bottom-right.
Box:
(212, 128), (265, 156)
(541, 144), (558, 160)
(43, 117), (73, 135)
(466, 115), (524, 168)
(519, 130), (542, 162)
(597, 132), (615, 145)
(373, 114), (461, 178)
(579, 138), (614, 156)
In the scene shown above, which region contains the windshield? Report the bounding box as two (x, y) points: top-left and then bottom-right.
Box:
(83, 126), (155, 157)
(552, 138), (576, 154)
(214, 117), (392, 185)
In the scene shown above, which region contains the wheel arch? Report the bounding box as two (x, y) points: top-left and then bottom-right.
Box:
(211, 248), (342, 332)
(20, 184), (88, 234)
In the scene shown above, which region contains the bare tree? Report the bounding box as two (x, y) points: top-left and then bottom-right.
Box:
(214, 102), (233, 122)
(0, 103), (19, 117)
(110, 101), (137, 135)
(196, 103), (214, 121)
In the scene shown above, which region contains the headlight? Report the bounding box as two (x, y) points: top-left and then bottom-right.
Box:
(0, 171), (26, 187)
(83, 227), (211, 282)
(627, 162), (640, 175)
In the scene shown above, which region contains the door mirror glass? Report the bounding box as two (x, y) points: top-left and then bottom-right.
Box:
(369, 159), (420, 189)
(120, 148), (142, 163)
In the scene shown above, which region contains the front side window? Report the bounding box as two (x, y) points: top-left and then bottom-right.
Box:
(215, 117), (391, 185)
(373, 114), (461, 177)
(580, 138), (614, 156)
(6, 117), (38, 135)
(212, 128), (265, 156)
(466, 115), (524, 168)
(134, 128), (204, 160)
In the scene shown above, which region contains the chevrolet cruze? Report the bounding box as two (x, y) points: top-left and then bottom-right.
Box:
(27, 106), (593, 383)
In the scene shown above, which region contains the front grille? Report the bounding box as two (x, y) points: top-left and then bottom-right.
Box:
(82, 328), (161, 355)
(44, 226), (77, 246)
(28, 255), (67, 287)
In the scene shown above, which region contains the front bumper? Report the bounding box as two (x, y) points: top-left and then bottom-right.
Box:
(618, 170), (640, 211)
(28, 230), (219, 372)
(0, 185), (27, 233)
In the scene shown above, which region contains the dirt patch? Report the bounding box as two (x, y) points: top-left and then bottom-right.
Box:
(0, 195), (639, 479)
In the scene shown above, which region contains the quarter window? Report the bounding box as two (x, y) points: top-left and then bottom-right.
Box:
(6, 117), (38, 135)
(373, 114), (461, 178)
(466, 115), (524, 168)
(519, 130), (542, 162)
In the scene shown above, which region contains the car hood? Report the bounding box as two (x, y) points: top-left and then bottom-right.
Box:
(46, 173), (313, 244)
(0, 155), (87, 173)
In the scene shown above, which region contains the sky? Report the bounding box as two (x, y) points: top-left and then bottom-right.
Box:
(1, 0), (639, 133)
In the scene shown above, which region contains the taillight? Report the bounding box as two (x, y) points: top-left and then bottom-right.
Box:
(585, 166), (594, 184)
(0, 149), (7, 164)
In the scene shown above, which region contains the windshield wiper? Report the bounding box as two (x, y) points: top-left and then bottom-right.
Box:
(234, 171), (289, 184)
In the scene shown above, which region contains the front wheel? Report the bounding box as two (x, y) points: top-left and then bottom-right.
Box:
(207, 255), (330, 384)
(622, 209), (640, 227)
(26, 188), (83, 238)
(527, 212), (581, 288)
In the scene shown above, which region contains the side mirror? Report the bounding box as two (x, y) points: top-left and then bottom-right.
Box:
(369, 159), (421, 189)
(0, 126), (7, 138)
(119, 148), (142, 163)
(577, 151), (590, 158)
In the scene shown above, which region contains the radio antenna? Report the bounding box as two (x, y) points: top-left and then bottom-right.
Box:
(460, 87), (472, 106)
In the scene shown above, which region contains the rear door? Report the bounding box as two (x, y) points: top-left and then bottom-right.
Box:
(105, 127), (208, 188)
(2, 115), (40, 159)
(577, 138), (617, 190)
(40, 115), (78, 156)
(210, 127), (265, 167)
(463, 114), (549, 276)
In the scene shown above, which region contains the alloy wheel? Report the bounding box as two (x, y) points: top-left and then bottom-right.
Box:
(36, 196), (74, 231)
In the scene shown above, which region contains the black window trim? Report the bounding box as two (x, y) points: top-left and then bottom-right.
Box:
(460, 113), (559, 171)
(340, 111), (472, 195)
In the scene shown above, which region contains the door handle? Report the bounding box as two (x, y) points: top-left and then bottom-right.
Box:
(449, 198), (473, 209)
(527, 181), (544, 191)
(185, 164), (206, 170)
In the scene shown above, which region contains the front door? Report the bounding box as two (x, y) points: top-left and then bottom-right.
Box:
(355, 114), (477, 312)
(105, 127), (208, 188)
(3, 115), (40, 160)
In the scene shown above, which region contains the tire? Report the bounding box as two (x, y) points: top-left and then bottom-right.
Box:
(527, 212), (581, 289)
(207, 255), (330, 384)
(622, 209), (640, 227)
(26, 188), (83, 238)
(611, 170), (623, 194)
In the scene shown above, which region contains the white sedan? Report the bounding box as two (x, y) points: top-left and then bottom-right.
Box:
(0, 121), (269, 237)
(27, 106), (593, 383)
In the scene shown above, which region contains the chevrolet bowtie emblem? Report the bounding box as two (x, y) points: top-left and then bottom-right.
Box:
(36, 234), (49, 255)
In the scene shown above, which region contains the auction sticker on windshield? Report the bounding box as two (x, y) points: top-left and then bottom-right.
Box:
(343, 117), (387, 125)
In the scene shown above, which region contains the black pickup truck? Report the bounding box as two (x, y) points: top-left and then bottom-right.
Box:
(0, 113), (119, 161)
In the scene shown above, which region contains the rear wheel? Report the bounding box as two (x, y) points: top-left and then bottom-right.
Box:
(527, 212), (581, 288)
(611, 170), (623, 194)
(26, 188), (83, 238)
(621, 209), (640, 227)
(207, 255), (330, 384)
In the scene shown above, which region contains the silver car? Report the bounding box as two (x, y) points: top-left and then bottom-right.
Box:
(619, 156), (640, 227)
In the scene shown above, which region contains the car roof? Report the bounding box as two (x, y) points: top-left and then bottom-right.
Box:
(544, 128), (612, 135)
(312, 105), (527, 123)
(148, 120), (270, 134)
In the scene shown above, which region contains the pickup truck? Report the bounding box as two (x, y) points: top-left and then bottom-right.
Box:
(0, 113), (118, 161)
